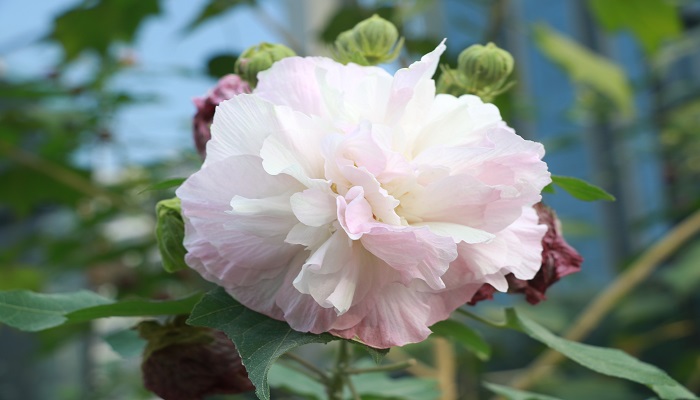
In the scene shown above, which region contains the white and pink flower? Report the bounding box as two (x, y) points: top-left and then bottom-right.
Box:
(177, 42), (551, 348)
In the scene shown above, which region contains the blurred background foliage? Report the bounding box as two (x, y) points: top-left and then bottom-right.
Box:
(1, 0), (700, 399)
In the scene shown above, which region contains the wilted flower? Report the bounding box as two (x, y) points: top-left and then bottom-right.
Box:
(177, 41), (551, 348)
(138, 319), (253, 400)
(192, 74), (251, 158)
(469, 202), (583, 305)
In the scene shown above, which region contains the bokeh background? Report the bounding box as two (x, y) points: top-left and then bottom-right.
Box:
(1, 0), (700, 399)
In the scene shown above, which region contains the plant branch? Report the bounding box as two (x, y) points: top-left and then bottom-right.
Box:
(509, 207), (700, 390)
(434, 337), (457, 400)
(345, 359), (416, 375)
(282, 352), (329, 383)
(0, 140), (132, 211)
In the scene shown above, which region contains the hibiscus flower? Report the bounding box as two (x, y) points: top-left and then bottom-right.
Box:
(177, 41), (551, 348)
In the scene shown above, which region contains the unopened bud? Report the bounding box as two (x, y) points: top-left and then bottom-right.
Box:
(458, 42), (513, 88)
(155, 198), (187, 273)
(235, 42), (296, 87)
(334, 14), (404, 66)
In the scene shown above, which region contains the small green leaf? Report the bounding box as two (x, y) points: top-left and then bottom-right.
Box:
(155, 197), (188, 273)
(104, 328), (146, 358)
(49, 0), (161, 62)
(533, 24), (634, 117)
(0, 290), (111, 331)
(430, 319), (491, 361)
(551, 175), (615, 202)
(187, 288), (337, 400)
(363, 345), (390, 364)
(65, 293), (202, 323)
(588, 0), (681, 55)
(504, 308), (695, 400)
(541, 184), (555, 194)
(138, 178), (185, 194)
(483, 382), (563, 400)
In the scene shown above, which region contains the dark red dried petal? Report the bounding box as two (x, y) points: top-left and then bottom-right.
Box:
(468, 203), (583, 306)
(192, 74), (251, 158)
(141, 324), (253, 400)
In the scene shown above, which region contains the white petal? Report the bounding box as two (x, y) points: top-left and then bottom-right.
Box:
(290, 188), (337, 227)
(413, 222), (495, 244)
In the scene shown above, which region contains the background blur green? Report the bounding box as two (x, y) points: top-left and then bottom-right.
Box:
(1, 0), (700, 399)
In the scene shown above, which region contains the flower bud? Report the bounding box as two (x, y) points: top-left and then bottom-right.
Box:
(235, 42), (296, 87)
(193, 74), (250, 158)
(139, 318), (254, 400)
(334, 14), (404, 66)
(458, 42), (513, 87)
(155, 198), (187, 273)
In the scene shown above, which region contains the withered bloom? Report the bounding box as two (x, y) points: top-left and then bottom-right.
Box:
(469, 203), (583, 305)
(192, 74), (250, 158)
(138, 317), (254, 400)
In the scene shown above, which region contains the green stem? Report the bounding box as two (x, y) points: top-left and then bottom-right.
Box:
(455, 308), (505, 329)
(345, 359), (416, 375)
(326, 341), (352, 400)
(282, 353), (329, 383)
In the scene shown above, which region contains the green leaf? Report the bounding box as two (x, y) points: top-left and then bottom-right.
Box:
(533, 24), (634, 117)
(363, 345), (390, 364)
(0, 266), (44, 291)
(350, 364), (440, 400)
(186, 0), (256, 31)
(551, 175), (615, 202)
(49, 0), (161, 61)
(187, 287), (337, 400)
(483, 382), (562, 400)
(268, 363), (326, 399)
(504, 308), (695, 400)
(155, 197), (188, 273)
(430, 319), (491, 361)
(65, 293), (202, 323)
(207, 53), (239, 78)
(104, 328), (146, 358)
(0, 290), (202, 332)
(588, 0), (681, 55)
(137, 178), (185, 194)
(0, 290), (111, 332)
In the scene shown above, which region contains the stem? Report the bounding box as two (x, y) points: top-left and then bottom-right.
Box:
(345, 359), (416, 375)
(455, 308), (505, 329)
(509, 207), (700, 390)
(326, 341), (351, 400)
(434, 337), (457, 400)
(0, 140), (131, 211)
(343, 375), (361, 400)
(282, 353), (329, 383)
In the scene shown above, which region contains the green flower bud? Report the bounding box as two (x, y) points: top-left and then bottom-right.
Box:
(155, 197), (187, 273)
(334, 14), (404, 66)
(234, 42), (296, 87)
(456, 42), (515, 101)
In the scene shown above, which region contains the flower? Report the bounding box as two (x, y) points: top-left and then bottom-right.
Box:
(138, 319), (254, 400)
(468, 202), (583, 305)
(177, 41), (551, 348)
(192, 74), (251, 157)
